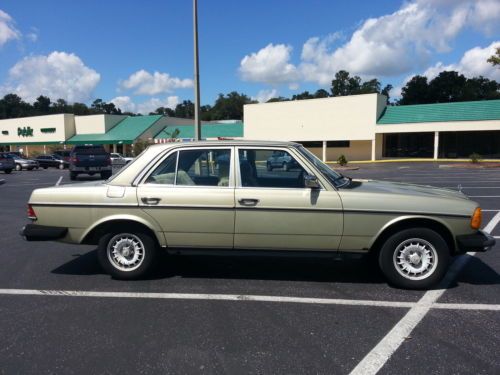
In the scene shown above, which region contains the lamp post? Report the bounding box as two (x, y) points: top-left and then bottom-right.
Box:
(193, 0), (201, 140)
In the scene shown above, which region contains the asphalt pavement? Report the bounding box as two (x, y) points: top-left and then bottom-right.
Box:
(0, 163), (499, 374)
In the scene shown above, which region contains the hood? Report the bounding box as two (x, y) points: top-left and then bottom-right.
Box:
(346, 179), (468, 200)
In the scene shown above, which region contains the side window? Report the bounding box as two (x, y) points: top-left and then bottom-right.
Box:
(238, 149), (306, 188)
(145, 148), (231, 187)
(177, 149), (231, 186)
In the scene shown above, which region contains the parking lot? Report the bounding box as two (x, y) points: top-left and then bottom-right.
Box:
(0, 163), (499, 374)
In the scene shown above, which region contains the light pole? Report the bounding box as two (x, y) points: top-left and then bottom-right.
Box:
(193, 0), (201, 140)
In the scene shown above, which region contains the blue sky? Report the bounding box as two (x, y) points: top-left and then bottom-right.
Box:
(0, 0), (498, 113)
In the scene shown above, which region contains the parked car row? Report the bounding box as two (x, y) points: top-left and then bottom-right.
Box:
(1, 147), (134, 179)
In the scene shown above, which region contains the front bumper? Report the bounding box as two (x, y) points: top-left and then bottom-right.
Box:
(20, 224), (67, 241)
(456, 230), (496, 253)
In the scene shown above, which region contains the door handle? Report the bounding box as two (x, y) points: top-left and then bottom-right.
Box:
(238, 198), (259, 207)
(141, 197), (161, 205)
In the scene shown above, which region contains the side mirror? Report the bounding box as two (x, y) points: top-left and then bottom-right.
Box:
(304, 174), (320, 189)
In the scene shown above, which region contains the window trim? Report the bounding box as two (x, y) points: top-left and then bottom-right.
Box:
(234, 146), (325, 190)
(139, 146), (235, 188)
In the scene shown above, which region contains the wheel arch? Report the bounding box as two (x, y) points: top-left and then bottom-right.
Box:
(369, 216), (456, 255)
(81, 215), (165, 247)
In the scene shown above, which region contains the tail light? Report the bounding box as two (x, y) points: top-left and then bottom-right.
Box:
(71, 156), (78, 163)
(27, 204), (37, 220)
(471, 207), (482, 230)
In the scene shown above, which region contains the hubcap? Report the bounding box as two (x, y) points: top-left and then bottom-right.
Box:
(393, 238), (438, 281)
(106, 233), (145, 272)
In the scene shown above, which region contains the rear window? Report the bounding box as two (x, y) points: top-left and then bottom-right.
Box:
(71, 146), (107, 155)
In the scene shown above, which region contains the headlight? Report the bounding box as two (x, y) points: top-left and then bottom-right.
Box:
(471, 207), (482, 230)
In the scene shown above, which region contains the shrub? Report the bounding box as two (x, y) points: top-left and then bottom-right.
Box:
(337, 154), (348, 166)
(470, 153), (482, 164)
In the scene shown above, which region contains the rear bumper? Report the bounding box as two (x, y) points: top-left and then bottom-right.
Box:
(456, 230), (496, 253)
(20, 224), (67, 241)
(70, 166), (111, 172)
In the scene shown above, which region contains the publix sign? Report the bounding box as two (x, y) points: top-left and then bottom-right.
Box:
(18, 126), (34, 137)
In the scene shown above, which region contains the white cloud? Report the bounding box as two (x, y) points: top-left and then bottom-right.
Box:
(120, 69), (193, 95)
(239, 0), (500, 87)
(1, 51), (100, 102)
(422, 41), (500, 81)
(239, 43), (299, 84)
(111, 95), (179, 115)
(252, 89), (278, 103)
(0, 9), (20, 47)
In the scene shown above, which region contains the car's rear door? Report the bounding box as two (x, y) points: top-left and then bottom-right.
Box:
(137, 146), (235, 248)
(234, 147), (343, 251)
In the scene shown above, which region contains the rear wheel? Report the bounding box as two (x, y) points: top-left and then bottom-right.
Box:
(4, 169), (12, 174)
(58, 163), (65, 170)
(98, 231), (158, 279)
(69, 172), (77, 180)
(43, 166), (48, 169)
(378, 228), (450, 289)
(15, 164), (21, 171)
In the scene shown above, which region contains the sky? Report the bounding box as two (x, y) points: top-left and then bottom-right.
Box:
(0, 0), (499, 114)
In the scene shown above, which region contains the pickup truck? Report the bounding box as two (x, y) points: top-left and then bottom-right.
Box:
(69, 145), (112, 180)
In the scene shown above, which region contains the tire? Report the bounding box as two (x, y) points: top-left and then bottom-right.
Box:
(43, 166), (48, 169)
(4, 169), (12, 174)
(15, 164), (21, 171)
(27, 167), (33, 171)
(266, 162), (272, 171)
(58, 163), (65, 170)
(70, 172), (77, 181)
(101, 171), (112, 180)
(97, 231), (158, 279)
(378, 228), (450, 289)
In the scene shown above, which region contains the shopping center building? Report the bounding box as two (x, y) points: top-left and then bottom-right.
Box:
(0, 113), (243, 156)
(0, 94), (498, 161)
(244, 94), (500, 161)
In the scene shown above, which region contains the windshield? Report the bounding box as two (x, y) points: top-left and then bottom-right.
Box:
(295, 145), (351, 188)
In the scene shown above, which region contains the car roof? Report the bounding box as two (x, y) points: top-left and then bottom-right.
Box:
(149, 140), (300, 151)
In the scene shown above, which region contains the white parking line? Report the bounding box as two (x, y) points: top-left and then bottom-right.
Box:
(484, 212), (500, 233)
(349, 212), (499, 375)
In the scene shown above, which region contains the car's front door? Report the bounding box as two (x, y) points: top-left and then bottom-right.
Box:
(234, 147), (343, 250)
(137, 146), (235, 248)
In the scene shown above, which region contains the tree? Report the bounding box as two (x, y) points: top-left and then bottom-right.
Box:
(266, 97), (289, 103)
(152, 107), (175, 116)
(330, 70), (381, 97)
(399, 76), (430, 105)
(33, 95), (51, 114)
(174, 100), (195, 118)
(0, 94), (31, 119)
(210, 92), (256, 120)
(291, 91), (314, 100)
(314, 89), (330, 98)
(487, 47), (500, 67)
(428, 71), (467, 103)
(381, 84), (393, 104)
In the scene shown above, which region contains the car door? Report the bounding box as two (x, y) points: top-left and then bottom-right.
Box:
(137, 146), (235, 248)
(234, 147), (343, 251)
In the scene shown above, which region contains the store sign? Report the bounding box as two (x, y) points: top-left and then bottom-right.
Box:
(41, 127), (56, 133)
(18, 126), (34, 137)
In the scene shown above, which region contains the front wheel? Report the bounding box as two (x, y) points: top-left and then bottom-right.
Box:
(378, 228), (450, 289)
(98, 231), (158, 279)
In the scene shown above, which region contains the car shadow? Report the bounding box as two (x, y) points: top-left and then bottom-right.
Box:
(445, 255), (500, 287)
(51, 250), (500, 288)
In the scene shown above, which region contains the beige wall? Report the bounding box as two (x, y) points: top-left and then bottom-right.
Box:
(376, 119), (500, 133)
(306, 140), (372, 162)
(244, 93), (386, 142)
(74, 114), (126, 135)
(0, 114), (74, 144)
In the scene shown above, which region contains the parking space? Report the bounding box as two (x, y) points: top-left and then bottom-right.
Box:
(0, 163), (499, 374)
